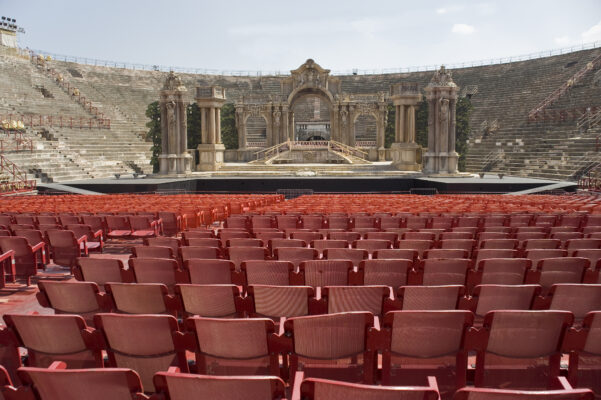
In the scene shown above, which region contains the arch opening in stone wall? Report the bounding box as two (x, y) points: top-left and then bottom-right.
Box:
(289, 89), (333, 142)
(353, 113), (378, 147)
(244, 114), (268, 148)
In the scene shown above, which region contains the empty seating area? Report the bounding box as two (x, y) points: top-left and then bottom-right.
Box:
(2, 193), (601, 398)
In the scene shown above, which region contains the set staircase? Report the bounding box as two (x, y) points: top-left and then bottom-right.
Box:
(250, 140), (371, 165)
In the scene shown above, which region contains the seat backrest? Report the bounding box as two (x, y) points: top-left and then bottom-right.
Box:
(300, 377), (439, 400)
(106, 283), (169, 314)
(176, 284), (242, 317)
(37, 280), (102, 320)
(226, 246), (268, 270)
(525, 249), (568, 270)
(284, 312), (374, 383)
(153, 372), (286, 400)
(180, 246), (221, 261)
(323, 248), (368, 267)
(572, 249), (601, 271)
(547, 284), (601, 320)
(74, 258), (124, 287)
(4, 314), (99, 369)
(353, 239), (391, 254)
(328, 231), (361, 242)
(423, 249), (469, 260)
(291, 231), (324, 242)
(479, 239), (519, 250)
(127, 258), (179, 288)
(522, 239), (561, 250)
(274, 247), (318, 268)
(471, 284), (540, 318)
(301, 215), (324, 230)
(537, 257), (589, 290)
(477, 258), (531, 285)
(94, 313), (185, 392)
(373, 249), (418, 262)
(15, 366), (145, 400)
(358, 259), (412, 287)
(381, 310), (473, 392)
(299, 260), (353, 287)
(181, 259), (234, 284)
(226, 238), (264, 248)
(566, 239), (601, 251)
(397, 240), (435, 257)
(132, 246), (174, 259)
(323, 286), (389, 316)
(248, 285), (314, 318)
(475, 310), (573, 389)
(398, 285), (464, 310)
(242, 260), (294, 286)
(105, 216), (130, 231)
(454, 387), (594, 400)
(185, 316), (278, 376)
(419, 258), (472, 286)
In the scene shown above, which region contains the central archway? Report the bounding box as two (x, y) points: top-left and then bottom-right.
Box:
(288, 88), (333, 142)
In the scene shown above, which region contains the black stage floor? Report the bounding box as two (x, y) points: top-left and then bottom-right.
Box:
(48, 174), (577, 195)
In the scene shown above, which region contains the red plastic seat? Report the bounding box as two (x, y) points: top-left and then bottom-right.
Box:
(153, 371), (286, 400)
(423, 248), (469, 259)
(416, 258), (472, 286)
(132, 246), (174, 260)
(373, 249), (418, 262)
(454, 387), (593, 400)
(105, 282), (171, 315)
(66, 224), (103, 253)
(226, 246), (269, 270)
(468, 284), (540, 322)
(565, 311), (601, 397)
(247, 285), (315, 319)
(297, 260), (353, 287)
(397, 239), (435, 258)
(184, 316), (280, 376)
(0, 236), (44, 285)
(74, 258), (124, 288)
(323, 248), (368, 267)
(353, 259), (412, 286)
(322, 286), (390, 316)
(396, 285), (464, 310)
(37, 280), (105, 326)
(281, 312), (376, 384)
(379, 310), (473, 398)
(124, 258), (179, 290)
(8, 363), (147, 400)
(128, 215), (158, 238)
(175, 284), (244, 317)
(180, 259), (235, 284)
(241, 260), (295, 286)
(105, 215), (132, 239)
(532, 257), (589, 294)
(525, 249), (568, 270)
(94, 313), (187, 391)
(473, 310), (573, 390)
(4, 314), (100, 369)
(543, 284), (601, 322)
(179, 246), (221, 261)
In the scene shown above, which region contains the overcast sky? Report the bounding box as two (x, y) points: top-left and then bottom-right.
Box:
(2, 0), (600, 73)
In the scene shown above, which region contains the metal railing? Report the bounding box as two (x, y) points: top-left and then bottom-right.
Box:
(253, 141), (291, 161)
(329, 140), (368, 160)
(0, 114), (110, 130)
(481, 150), (504, 172)
(0, 129), (33, 152)
(24, 41), (600, 77)
(578, 108), (601, 132)
(0, 155), (36, 194)
(528, 52), (601, 121)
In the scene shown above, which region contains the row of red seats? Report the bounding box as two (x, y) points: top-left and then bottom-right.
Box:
(73, 255), (601, 298)
(36, 278), (601, 327)
(1, 362), (593, 400)
(227, 212), (601, 230)
(0, 310), (599, 398)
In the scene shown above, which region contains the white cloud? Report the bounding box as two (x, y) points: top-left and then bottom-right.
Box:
(554, 36), (571, 46)
(436, 8), (447, 14)
(451, 24), (475, 35)
(582, 20), (601, 42)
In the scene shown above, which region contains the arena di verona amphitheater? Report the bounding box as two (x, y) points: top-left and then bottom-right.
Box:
(0, 12), (601, 400)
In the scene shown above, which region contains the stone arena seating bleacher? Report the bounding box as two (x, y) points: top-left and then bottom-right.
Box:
(0, 193), (600, 398)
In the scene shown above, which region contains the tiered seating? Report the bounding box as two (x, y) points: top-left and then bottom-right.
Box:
(3, 194), (601, 398)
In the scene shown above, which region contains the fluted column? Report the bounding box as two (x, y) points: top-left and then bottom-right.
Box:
(216, 108), (222, 144)
(208, 107), (216, 144)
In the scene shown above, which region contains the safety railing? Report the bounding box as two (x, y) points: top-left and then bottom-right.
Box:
(528, 53), (601, 121)
(25, 41), (601, 76)
(578, 108), (601, 132)
(0, 114), (110, 130)
(253, 141), (291, 161)
(0, 155), (36, 194)
(329, 140), (368, 160)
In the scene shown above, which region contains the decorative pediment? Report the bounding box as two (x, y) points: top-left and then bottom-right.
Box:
(289, 59), (330, 90)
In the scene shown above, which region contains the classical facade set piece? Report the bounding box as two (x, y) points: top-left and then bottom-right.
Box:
(235, 60), (388, 161)
(423, 66), (460, 174)
(158, 63), (460, 174)
(159, 72), (192, 175)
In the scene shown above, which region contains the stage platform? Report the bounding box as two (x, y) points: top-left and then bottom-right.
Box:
(48, 171), (578, 195)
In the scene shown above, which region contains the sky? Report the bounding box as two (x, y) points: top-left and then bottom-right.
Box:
(2, 0), (601, 74)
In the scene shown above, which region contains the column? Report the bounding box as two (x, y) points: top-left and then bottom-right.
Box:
(282, 107), (289, 143)
(449, 99), (456, 153)
(208, 107), (216, 144)
(399, 105), (406, 143)
(216, 108), (222, 144)
(201, 108), (208, 144)
(408, 105), (415, 143)
(238, 116), (246, 149)
(427, 98), (436, 153)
